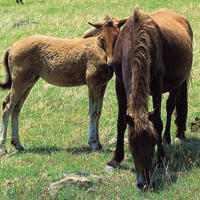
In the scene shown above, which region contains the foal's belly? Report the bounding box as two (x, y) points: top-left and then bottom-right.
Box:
(40, 66), (87, 87)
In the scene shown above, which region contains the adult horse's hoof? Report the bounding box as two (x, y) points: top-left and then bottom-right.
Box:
(106, 159), (121, 169)
(104, 165), (115, 172)
(89, 142), (102, 151)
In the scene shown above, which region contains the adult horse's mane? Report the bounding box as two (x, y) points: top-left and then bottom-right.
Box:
(128, 7), (156, 138)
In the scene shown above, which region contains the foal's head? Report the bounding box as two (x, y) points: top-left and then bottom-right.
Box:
(125, 111), (158, 189)
(88, 16), (127, 67)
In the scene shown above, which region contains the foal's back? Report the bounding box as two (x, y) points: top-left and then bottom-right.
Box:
(9, 35), (107, 87)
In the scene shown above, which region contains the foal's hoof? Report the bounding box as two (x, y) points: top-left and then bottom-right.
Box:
(89, 142), (102, 151)
(16, 146), (25, 152)
(11, 141), (25, 151)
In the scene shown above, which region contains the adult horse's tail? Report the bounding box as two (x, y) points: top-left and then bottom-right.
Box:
(0, 48), (12, 89)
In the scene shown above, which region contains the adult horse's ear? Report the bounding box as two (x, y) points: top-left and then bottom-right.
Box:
(117, 18), (128, 28)
(88, 22), (103, 29)
(124, 115), (134, 127)
(133, 5), (140, 23)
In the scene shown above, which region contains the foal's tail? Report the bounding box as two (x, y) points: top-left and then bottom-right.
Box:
(0, 48), (12, 89)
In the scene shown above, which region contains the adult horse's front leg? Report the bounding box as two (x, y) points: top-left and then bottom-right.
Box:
(88, 84), (107, 150)
(107, 79), (127, 168)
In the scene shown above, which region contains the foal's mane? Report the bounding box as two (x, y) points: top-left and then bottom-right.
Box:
(128, 7), (156, 137)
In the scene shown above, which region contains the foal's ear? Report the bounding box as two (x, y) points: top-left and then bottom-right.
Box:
(117, 18), (128, 28)
(88, 22), (103, 29)
(124, 115), (134, 127)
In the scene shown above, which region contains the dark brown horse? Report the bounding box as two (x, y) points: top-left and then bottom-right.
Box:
(106, 7), (193, 189)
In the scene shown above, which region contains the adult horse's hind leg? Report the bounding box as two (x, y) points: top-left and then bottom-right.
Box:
(88, 84), (107, 150)
(163, 90), (177, 144)
(174, 80), (188, 140)
(10, 83), (36, 150)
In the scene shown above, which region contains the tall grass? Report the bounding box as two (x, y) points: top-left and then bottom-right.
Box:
(0, 0), (200, 199)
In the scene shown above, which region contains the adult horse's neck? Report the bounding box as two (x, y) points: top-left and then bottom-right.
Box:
(127, 8), (153, 135)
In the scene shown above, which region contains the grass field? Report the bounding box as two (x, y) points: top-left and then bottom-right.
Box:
(0, 0), (200, 199)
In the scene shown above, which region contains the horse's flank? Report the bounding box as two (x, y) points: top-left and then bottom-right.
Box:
(151, 8), (193, 50)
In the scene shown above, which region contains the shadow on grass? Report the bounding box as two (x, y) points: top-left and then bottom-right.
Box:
(24, 146), (63, 154)
(154, 137), (200, 191)
(9, 145), (113, 156)
(65, 146), (113, 155)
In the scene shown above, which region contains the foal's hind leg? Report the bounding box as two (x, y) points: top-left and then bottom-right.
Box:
(0, 90), (24, 153)
(10, 85), (35, 150)
(0, 93), (12, 153)
(88, 84), (107, 150)
(174, 80), (188, 140)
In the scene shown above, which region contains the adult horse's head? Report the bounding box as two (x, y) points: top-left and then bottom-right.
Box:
(125, 111), (158, 189)
(87, 16), (127, 67)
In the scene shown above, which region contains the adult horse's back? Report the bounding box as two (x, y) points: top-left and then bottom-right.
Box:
(107, 7), (193, 188)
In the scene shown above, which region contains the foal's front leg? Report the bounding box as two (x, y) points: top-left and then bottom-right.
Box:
(10, 86), (34, 151)
(88, 84), (107, 150)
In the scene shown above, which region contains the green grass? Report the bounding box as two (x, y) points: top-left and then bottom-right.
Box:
(0, 0), (200, 199)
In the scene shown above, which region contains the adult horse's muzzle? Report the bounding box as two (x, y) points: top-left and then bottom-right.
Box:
(106, 56), (115, 72)
(106, 61), (114, 72)
(136, 172), (155, 190)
